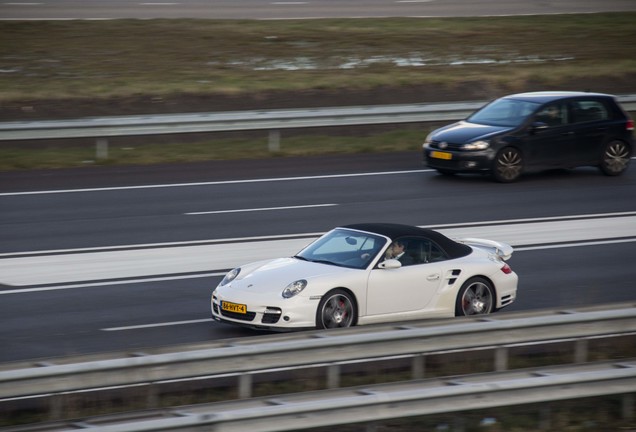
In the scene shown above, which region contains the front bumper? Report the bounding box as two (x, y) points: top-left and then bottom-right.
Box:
(423, 147), (494, 173)
(211, 289), (318, 330)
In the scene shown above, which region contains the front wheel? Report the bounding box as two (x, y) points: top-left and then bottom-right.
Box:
(455, 277), (495, 316)
(599, 140), (631, 176)
(316, 289), (356, 329)
(492, 147), (523, 183)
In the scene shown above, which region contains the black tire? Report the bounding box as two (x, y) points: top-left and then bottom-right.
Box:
(599, 140), (631, 176)
(455, 277), (495, 316)
(316, 289), (357, 329)
(492, 147), (523, 183)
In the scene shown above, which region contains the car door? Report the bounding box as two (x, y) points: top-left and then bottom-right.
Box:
(365, 262), (444, 315)
(569, 98), (612, 165)
(524, 101), (576, 169)
(365, 237), (444, 316)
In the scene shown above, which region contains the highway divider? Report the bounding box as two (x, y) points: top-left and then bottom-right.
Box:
(1, 304), (635, 403)
(1, 95), (635, 156)
(1, 304), (635, 430)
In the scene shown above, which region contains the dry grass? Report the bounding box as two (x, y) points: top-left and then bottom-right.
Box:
(1, 14), (635, 100)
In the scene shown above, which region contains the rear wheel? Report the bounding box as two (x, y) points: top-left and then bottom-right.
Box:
(316, 289), (356, 329)
(599, 140), (631, 176)
(455, 277), (495, 316)
(492, 147), (523, 183)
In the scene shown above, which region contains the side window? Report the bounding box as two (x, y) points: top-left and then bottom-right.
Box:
(571, 100), (609, 123)
(536, 103), (568, 127)
(427, 242), (448, 263)
(399, 238), (448, 265)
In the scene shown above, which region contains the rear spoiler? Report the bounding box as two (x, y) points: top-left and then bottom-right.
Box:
(458, 238), (514, 261)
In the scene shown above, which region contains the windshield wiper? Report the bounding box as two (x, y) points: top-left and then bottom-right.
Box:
(310, 259), (345, 267)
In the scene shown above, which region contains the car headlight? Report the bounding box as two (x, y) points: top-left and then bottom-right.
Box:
(220, 268), (240, 286)
(423, 132), (434, 148)
(462, 140), (489, 150)
(282, 279), (307, 298)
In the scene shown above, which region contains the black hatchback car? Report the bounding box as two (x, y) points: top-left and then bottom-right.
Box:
(423, 91), (634, 182)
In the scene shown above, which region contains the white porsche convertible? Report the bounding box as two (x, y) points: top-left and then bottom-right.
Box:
(211, 223), (518, 330)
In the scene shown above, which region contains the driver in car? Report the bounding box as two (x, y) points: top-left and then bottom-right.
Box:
(384, 240), (414, 266)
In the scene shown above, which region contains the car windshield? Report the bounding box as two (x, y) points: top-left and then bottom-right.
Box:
(295, 228), (387, 270)
(467, 98), (540, 127)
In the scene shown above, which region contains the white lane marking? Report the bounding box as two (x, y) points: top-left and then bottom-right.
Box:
(0, 169), (428, 197)
(186, 203), (337, 216)
(516, 238), (636, 251)
(2, 215), (636, 290)
(2, 211), (635, 259)
(102, 318), (210, 331)
(3, 2), (43, 5)
(0, 273), (225, 295)
(2, 236), (635, 297)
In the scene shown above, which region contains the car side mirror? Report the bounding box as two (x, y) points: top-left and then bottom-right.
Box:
(378, 259), (402, 269)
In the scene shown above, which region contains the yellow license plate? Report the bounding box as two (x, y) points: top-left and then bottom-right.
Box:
(221, 301), (247, 314)
(430, 151), (452, 160)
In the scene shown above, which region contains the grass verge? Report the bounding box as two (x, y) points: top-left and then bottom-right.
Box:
(1, 14), (635, 100)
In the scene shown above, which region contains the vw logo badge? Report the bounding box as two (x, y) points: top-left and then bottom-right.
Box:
(439, 142), (448, 149)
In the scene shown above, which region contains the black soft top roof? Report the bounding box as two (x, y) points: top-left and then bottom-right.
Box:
(341, 223), (472, 259)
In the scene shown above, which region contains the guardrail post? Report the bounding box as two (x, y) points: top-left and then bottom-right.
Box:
(623, 394), (634, 421)
(146, 383), (159, 408)
(574, 339), (588, 363)
(48, 394), (63, 421)
(327, 364), (340, 389)
(268, 130), (280, 152)
(494, 347), (508, 371)
(539, 405), (551, 430)
(411, 354), (425, 379)
(96, 138), (109, 159)
(238, 374), (252, 399)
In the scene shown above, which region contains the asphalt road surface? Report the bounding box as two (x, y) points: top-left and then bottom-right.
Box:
(1, 0), (635, 20)
(1, 153), (635, 362)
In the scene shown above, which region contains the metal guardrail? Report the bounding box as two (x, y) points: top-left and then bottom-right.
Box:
(2, 305), (636, 400)
(17, 360), (635, 432)
(1, 95), (635, 155)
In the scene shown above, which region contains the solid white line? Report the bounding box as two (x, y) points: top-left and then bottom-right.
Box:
(2, 210), (635, 258)
(0, 169), (428, 197)
(102, 318), (210, 331)
(185, 203), (337, 215)
(516, 238), (636, 251)
(2, 237), (635, 296)
(0, 272), (225, 295)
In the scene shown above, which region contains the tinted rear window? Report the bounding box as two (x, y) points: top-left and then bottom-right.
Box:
(571, 100), (610, 123)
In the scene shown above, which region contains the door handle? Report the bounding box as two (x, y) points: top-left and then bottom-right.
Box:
(427, 274), (440, 281)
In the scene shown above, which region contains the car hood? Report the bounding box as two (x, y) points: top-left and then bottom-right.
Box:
(432, 121), (513, 143)
(228, 257), (349, 294)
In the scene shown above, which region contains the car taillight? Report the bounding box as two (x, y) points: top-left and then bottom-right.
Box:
(627, 119), (634, 131)
(501, 263), (512, 274)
